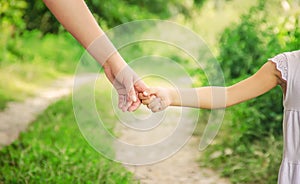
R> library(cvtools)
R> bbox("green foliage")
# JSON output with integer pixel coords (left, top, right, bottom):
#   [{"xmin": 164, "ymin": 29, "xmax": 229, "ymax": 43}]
[
  {"xmin": 0, "ymin": 0, "xmax": 27, "ymax": 31},
  {"xmin": 0, "ymin": 0, "xmax": 27, "ymax": 65},
  {"xmin": 0, "ymin": 96, "xmax": 136, "ymax": 183},
  {"xmin": 193, "ymin": 0, "xmax": 207, "ymax": 7},
  {"xmin": 200, "ymin": 0, "xmax": 300, "ymax": 183},
  {"xmin": 24, "ymin": 0, "xmax": 60, "ymax": 34},
  {"xmin": 22, "ymin": 0, "xmax": 189, "ymax": 34},
  {"xmin": 218, "ymin": 0, "xmax": 284, "ymax": 140},
  {"xmin": 220, "ymin": 0, "xmax": 271, "ymax": 78}
]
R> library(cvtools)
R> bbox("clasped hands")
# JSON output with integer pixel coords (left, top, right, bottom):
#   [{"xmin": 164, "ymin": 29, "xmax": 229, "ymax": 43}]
[{"xmin": 103, "ymin": 54, "xmax": 171, "ymax": 113}]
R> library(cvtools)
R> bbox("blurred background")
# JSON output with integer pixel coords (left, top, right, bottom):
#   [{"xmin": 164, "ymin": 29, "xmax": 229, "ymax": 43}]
[{"xmin": 0, "ymin": 0, "xmax": 300, "ymax": 183}]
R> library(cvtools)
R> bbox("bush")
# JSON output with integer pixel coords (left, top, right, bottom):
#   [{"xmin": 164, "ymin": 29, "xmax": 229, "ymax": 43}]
[
  {"xmin": 219, "ymin": 0, "xmax": 284, "ymax": 142},
  {"xmin": 23, "ymin": 0, "xmax": 189, "ymax": 34},
  {"xmin": 201, "ymin": 0, "xmax": 300, "ymax": 183}
]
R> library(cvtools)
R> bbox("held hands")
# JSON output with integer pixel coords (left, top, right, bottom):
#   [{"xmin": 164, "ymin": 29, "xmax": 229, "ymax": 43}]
[
  {"xmin": 103, "ymin": 54, "xmax": 149, "ymax": 112},
  {"xmin": 103, "ymin": 52, "xmax": 171, "ymax": 113},
  {"xmin": 138, "ymin": 88, "xmax": 173, "ymax": 112},
  {"xmin": 87, "ymin": 34, "xmax": 150, "ymax": 112}
]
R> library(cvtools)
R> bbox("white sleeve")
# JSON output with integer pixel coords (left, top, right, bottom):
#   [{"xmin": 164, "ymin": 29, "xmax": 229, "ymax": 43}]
[{"xmin": 269, "ymin": 53, "xmax": 288, "ymax": 81}]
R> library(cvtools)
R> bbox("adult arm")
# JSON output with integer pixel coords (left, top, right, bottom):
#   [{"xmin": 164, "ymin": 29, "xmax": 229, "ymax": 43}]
[{"xmin": 43, "ymin": 0, "xmax": 148, "ymax": 111}]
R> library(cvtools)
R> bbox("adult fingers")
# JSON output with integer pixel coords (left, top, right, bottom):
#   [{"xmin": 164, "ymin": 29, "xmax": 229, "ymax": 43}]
[
  {"xmin": 122, "ymin": 82, "xmax": 137, "ymax": 112},
  {"xmin": 128, "ymin": 99, "xmax": 141, "ymax": 112},
  {"xmin": 126, "ymin": 83, "xmax": 137, "ymax": 103},
  {"xmin": 118, "ymin": 94, "xmax": 126, "ymax": 109},
  {"xmin": 123, "ymin": 95, "xmax": 134, "ymax": 112}
]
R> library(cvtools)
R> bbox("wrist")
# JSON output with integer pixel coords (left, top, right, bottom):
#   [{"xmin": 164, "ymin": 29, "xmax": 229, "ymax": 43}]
[
  {"xmin": 169, "ymin": 88, "xmax": 180, "ymax": 106},
  {"xmin": 105, "ymin": 52, "xmax": 127, "ymax": 74}
]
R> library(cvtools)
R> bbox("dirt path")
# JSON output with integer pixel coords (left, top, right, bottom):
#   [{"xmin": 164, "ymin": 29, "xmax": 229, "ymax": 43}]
[
  {"xmin": 0, "ymin": 77, "xmax": 78, "ymax": 148},
  {"xmin": 0, "ymin": 73, "xmax": 230, "ymax": 183},
  {"xmin": 0, "ymin": 74, "xmax": 97, "ymax": 149},
  {"xmin": 116, "ymin": 106, "xmax": 230, "ymax": 184}
]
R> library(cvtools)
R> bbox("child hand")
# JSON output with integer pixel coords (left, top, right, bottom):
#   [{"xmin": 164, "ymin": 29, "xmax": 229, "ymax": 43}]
[{"xmin": 138, "ymin": 88, "xmax": 172, "ymax": 112}]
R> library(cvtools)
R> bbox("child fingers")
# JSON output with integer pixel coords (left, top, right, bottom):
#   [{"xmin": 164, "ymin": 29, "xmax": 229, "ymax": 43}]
[
  {"xmin": 138, "ymin": 92, "xmax": 149, "ymax": 100},
  {"xmin": 151, "ymin": 104, "xmax": 162, "ymax": 112},
  {"xmin": 142, "ymin": 95, "xmax": 156, "ymax": 105},
  {"xmin": 142, "ymin": 99, "xmax": 150, "ymax": 105},
  {"xmin": 148, "ymin": 97, "xmax": 161, "ymax": 109},
  {"xmin": 143, "ymin": 88, "xmax": 158, "ymax": 97}
]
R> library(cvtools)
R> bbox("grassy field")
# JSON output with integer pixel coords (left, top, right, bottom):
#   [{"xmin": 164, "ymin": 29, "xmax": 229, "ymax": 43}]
[
  {"xmin": 196, "ymin": 110, "xmax": 283, "ymax": 183},
  {"xmin": 1, "ymin": 0, "xmax": 288, "ymax": 183},
  {"xmin": 0, "ymin": 77, "xmax": 137, "ymax": 183}
]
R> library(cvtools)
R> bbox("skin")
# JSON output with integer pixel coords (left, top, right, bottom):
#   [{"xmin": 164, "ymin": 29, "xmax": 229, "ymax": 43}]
[
  {"xmin": 43, "ymin": 0, "xmax": 148, "ymax": 112},
  {"xmin": 140, "ymin": 61, "xmax": 286, "ymax": 112}
]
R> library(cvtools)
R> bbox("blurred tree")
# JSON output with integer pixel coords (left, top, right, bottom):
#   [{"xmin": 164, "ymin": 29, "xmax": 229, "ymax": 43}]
[
  {"xmin": 218, "ymin": 0, "xmax": 285, "ymax": 142},
  {"xmin": 21, "ymin": 0, "xmax": 189, "ymax": 34},
  {"xmin": 24, "ymin": 0, "xmax": 60, "ymax": 34},
  {"xmin": 0, "ymin": 0, "xmax": 27, "ymax": 34},
  {"xmin": 194, "ymin": 0, "xmax": 207, "ymax": 7},
  {"xmin": 0, "ymin": 0, "xmax": 27, "ymax": 63}
]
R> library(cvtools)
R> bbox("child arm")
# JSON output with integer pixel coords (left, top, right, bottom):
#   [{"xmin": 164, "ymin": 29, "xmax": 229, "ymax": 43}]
[
  {"xmin": 223, "ymin": 61, "xmax": 282, "ymax": 107},
  {"xmin": 141, "ymin": 61, "xmax": 282, "ymax": 111},
  {"xmin": 187, "ymin": 60, "xmax": 281, "ymax": 109}
]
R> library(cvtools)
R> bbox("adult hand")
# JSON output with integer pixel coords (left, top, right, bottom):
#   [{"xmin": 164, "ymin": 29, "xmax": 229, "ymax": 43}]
[{"xmin": 103, "ymin": 55, "xmax": 148, "ymax": 112}]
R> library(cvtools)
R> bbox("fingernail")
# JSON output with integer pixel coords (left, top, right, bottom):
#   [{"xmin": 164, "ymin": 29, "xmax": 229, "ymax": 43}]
[
  {"xmin": 143, "ymin": 91, "xmax": 148, "ymax": 96},
  {"xmin": 132, "ymin": 95, "xmax": 137, "ymax": 102}
]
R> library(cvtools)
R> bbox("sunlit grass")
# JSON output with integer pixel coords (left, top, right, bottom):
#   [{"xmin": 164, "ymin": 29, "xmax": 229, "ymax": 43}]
[
  {"xmin": 0, "ymin": 87, "xmax": 137, "ymax": 183},
  {"xmin": 0, "ymin": 61, "xmax": 67, "ymax": 110}
]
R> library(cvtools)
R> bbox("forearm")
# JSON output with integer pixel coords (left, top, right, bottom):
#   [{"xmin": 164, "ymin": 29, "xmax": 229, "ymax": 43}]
[
  {"xmin": 169, "ymin": 62, "xmax": 279, "ymax": 109},
  {"xmin": 43, "ymin": 0, "xmax": 103, "ymax": 48},
  {"xmin": 170, "ymin": 87, "xmax": 227, "ymax": 109},
  {"xmin": 43, "ymin": 0, "xmax": 127, "ymax": 70}
]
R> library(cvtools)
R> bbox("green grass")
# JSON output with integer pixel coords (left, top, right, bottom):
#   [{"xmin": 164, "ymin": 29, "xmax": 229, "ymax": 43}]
[
  {"xmin": 199, "ymin": 121, "xmax": 283, "ymax": 184},
  {"xmin": 0, "ymin": 1, "xmax": 286, "ymax": 183},
  {"xmin": 0, "ymin": 86, "xmax": 137, "ymax": 183}
]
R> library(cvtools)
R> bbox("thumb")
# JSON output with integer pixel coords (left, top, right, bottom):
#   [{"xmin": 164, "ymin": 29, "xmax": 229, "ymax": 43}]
[
  {"xmin": 134, "ymin": 80, "xmax": 149, "ymax": 96},
  {"xmin": 143, "ymin": 87, "xmax": 158, "ymax": 97}
]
